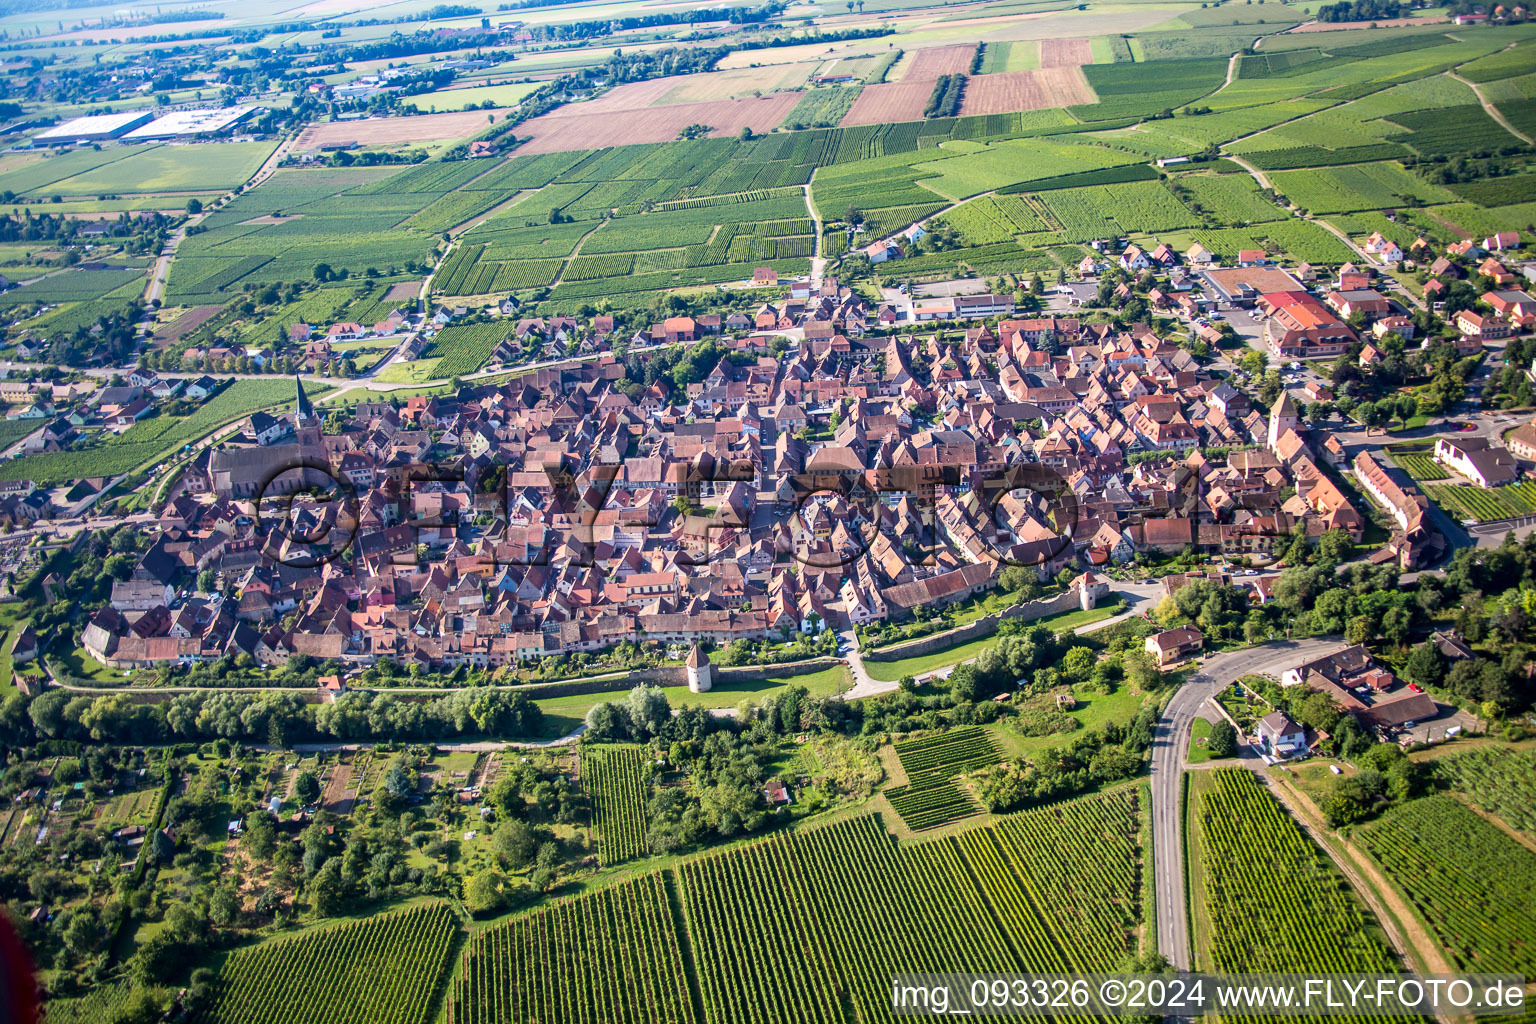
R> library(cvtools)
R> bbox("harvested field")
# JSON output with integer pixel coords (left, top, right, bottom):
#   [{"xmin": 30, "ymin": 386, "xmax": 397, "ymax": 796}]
[
  {"xmin": 320, "ymin": 764, "xmax": 356, "ymax": 814},
  {"xmin": 899, "ymin": 44, "xmax": 979, "ymax": 82},
  {"xmin": 1289, "ymin": 16, "xmax": 1445, "ymax": 30},
  {"xmin": 841, "ymin": 80, "xmax": 935, "ymax": 126},
  {"xmin": 153, "ymin": 304, "xmax": 223, "ymax": 344},
  {"xmin": 385, "ymin": 281, "xmax": 421, "ymax": 301},
  {"xmin": 515, "ymin": 94, "xmax": 801, "ymax": 153},
  {"xmin": 655, "ymin": 65, "xmax": 813, "ymax": 104},
  {"xmin": 958, "ymin": 67, "xmax": 1095, "ymax": 116},
  {"xmin": 1040, "ymin": 37, "xmax": 1093, "ymax": 67},
  {"xmin": 543, "ymin": 78, "xmax": 675, "ymax": 116},
  {"xmin": 294, "ymin": 109, "xmax": 513, "ymax": 152}
]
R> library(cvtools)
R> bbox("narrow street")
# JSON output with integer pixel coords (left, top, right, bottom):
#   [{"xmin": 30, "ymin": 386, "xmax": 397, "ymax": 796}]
[{"xmin": 1149, "ymin": 638, "xmax": 1348, "ymax": 969}]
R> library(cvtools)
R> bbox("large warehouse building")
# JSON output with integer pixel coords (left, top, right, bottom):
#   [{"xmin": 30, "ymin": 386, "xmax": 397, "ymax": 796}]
[
  {"xmin": 122, "ymin": 105, "xmax": 258, "ymax": 141},
  {"xmin": 31, "ymin": 110, "xmax": 154, "ymax": 146}
]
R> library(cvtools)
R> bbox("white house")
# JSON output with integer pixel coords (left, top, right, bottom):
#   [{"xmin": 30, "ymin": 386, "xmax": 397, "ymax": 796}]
[{"xmin": 1256, "ymin": 710, "xmax": 1306, "ymax": 758}]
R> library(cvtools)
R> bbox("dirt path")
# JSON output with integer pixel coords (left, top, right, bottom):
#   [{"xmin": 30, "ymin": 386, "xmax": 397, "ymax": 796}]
[
  {"xmin": 549, "ymin": 217, "xmax": 607, "ymax": 290},
  {"xmin": 1449, "ymin": 70, "xmax": 1532, "ymax": 145},
  {"xmin": 1261, "ymin": 768, "xmax": 1458, "ymax": 1006},
  {"xmin": 805, "ymin": 171, "xmax": 826, "ymax": 291}
]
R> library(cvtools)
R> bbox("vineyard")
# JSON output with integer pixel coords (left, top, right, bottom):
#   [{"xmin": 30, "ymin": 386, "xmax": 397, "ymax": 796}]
[
  {"xmin": 0, "ymin": 378, "xmax": 330, "ymax": 485},
  {"xmin": 444, "ymin": 791, "xmax": 1145, "ymax": 1024},
  {"xmin": 1386, "ymin": 448, "xmax": 1447, "ymax": 482},
  {"xmin": 885, "ymin": 727, "xmax": 1000, "ymax": 829},
  {"xmin": 940, "ymin": 194, "xmax": 1048, "ymax": 244},
  {"xmin": 1269, "ymin": 162, "xmax": 1455, "ymax": 214},
  {"xmin": 1434, "ymin": 747, "xmax": 1536, "ymax": 834},
  {"xmin": 419, "ymin": 322, "xmax": 510, "ymax": 378},
  {"xmin": 1196, "ymin": 769, "xmax": 1411, "ymax": 1019},
  {"xmin": 450, "ymin": 874, "xmax": 696, "ymax": 1024},
  {"xmin": 584, "ymin": 745, "xmax": 650, "ymax": 865},
  {"xmin": 1423, "ymin": 481, "xmax": 1536, "ymax": 523},
  {"xmin": 199, "ymin": 902, "xmax": 458, "ymax": 1024},
  {"xmin": 895, "ymin": 727, "xmax": 1000, "ymax": 786},
  {"xmin": 1356, "ymin": 795, "xmax": 1536, "ymax": 975}
]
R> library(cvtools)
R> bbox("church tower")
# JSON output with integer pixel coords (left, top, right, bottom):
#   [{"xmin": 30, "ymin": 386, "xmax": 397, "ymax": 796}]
[
  {"xmin": 685, "ymin": 644, "xmax": 712, "ymax": 693},
  {"xmin": 1267, "ymin": 392, "xmax": 1299, "ymax": 453},
  {"xmin": 294, "ymin": 374, "xmax": 321, "ymax": 446}
]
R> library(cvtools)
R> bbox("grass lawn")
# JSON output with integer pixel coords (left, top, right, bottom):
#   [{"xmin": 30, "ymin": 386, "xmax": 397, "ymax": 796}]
[
  {"xmin": 55, "ymin": 646, "xmax": 132, "ymax": 684},
  {"xmin": 1187, "ymin": 716, "xmax": 1214, "ymax": 764},
  {"xmin": 375, "ymin": 358, "xmax": 443, "ymax": 384},
  {"xmin": 863, "ymin": 602, "xmax": 1124, "ymax": 682},
  {"xmin": 987, "ymin": 686, "xmax": 1149, "ymax": 763},
  {"xmin": 532, "ymin": 665, "xmax": 852, "ymax": 737},
  {"xmin": 428, "ymin": 82, "xmax": 542, "ymax": 109}
]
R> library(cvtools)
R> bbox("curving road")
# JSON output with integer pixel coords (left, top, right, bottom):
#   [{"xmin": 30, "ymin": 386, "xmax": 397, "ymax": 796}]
[{"xmin": 1150, "ymin": 637, "xmax": 1348, "ymax": 969}]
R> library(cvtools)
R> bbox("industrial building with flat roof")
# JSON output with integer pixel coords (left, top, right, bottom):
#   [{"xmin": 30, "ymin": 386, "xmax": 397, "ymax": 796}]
[
  {"xmin": 122, "ymin": 105, "xmax": 258, "ymax": 140},
  {"xmin": 32, "ymin": 110, "xmax": 154, "ymax": 145}
]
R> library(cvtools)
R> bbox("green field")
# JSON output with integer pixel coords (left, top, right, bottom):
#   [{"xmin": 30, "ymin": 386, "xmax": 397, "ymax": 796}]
[
  {"xmin": 1356, "ymin": 795, "xmax": 1536, "ymax": 976},
  {"xmin": 0, "ymin": 378, "xmax": 330, "ymax": 484},
  {"xmin": 450, "ymin": 791, "xmax": 1144, "ymax": 1023},
  {"xmin": 1423, "ymin": 481, "xmax": 1536, "ymax": 523},
  {"xmin": 1195, "ymin": 769, "xmax": 1412, "ymax": 1005}
]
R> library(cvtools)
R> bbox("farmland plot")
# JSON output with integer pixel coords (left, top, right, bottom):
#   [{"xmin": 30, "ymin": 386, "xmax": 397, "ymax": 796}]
[
  {"xmin": 1435, "ymin": 747, "xmax": 1536, "ymax": 836},
  {"xmin": 584, "ymin": 745, "xmax": 650, "ymax": 865},
  {"xmin": 1040, "ymin": 37, "xmax": 1093, "ymax": 67},
  {"xmin": 841, "ymin": 80, "xmax": 935, "ymax": 126},
  {"xmin": 898, "ymin": 44, "xmax": 979, "ymax": 82},
  {"xmin": 200, "ymin": 902, "xmax": 457, "ymax": 1024},
  {"xmin": 1195, "ymin": 768, "xmax": 1413, "ymax": 1017},
  {"xmin": 958, "ymin": 67, "xmax": 1096, "ymax": 116},
  {"xmin": 1356, "ymin": 796, "xmax": 1536, "ymax": 976}
]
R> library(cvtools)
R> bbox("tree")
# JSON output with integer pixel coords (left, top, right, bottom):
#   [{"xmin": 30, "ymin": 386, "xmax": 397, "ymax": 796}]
[
  {"xmin": 493, "ymin": 819, "xmax": 538, "ymax": 869},
  {"xmin": 383, "ymin": 766, "xmax": 413, "ymax": 801},
  {"xmin": 464, "ymin": 869, "xmax": 507, "ymax": 914},
  {"xmin": 186, "ymin": 197, "xmax": 203, "ymax": 215},
  {"xmin": 309, "ymin": 857, "xmax": 346, "ymax": 916},
  {"xmin": 62, "ymin": 906, "xmax": 103, "ymax": 957},
  {"xmin": 1122, "ymin": 649, "xmax": 1163, "ymax": 691},
  {"xmin": 147, "ymin": 828, "xmax": 175, "ymax": 865},
  {"xmin": 624, "ymin": 685, "xmax": 671, "ymax": 739},
  {"xmin": 1206, "ymin": 719, "xmax": 1237, "ymax": 757},
  {"xmin": 294, "ymin": 770, "xmax": 321, "ymax": 805}
]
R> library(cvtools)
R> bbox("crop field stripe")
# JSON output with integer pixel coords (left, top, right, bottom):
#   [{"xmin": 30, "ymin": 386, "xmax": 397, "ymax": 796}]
[
  {"xmin": 1434, "ymin": 747, "xmax": 1536, "ymax": 835},
  {"xmin": 585, "ymin": 745, "xmax": 649, "ymax": 865},
  {"xmin": 1197, "ymin": 769, "xmax": 1414, "ymax": 1024},
  {"xmin": 1356, "ymin": 795, "xmax": 1536, "ymax": 976}
]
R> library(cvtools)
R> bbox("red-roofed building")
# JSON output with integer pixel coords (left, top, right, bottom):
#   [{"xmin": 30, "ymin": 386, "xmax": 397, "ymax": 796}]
[{"xmin": 1257, "ymin": 291, "xmax": 1355, "ymax": 359}]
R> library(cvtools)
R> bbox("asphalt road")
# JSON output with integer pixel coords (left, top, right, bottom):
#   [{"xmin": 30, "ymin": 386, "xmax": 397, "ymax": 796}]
[{"xmin": 1150, "ymin": 636, "xmax": 1348, "ymax": 970}]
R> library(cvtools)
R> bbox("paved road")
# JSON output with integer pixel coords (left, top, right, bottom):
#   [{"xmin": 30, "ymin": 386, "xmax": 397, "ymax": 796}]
[{"xmin": 1150, "ymin": 637, "xmax": 1348, "ymax": 970}]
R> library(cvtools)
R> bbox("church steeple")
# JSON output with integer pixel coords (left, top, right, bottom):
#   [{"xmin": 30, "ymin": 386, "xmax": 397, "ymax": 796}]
[{"xmin": 295, "ymin": 374, "xmax": 315, "ymax": 424}]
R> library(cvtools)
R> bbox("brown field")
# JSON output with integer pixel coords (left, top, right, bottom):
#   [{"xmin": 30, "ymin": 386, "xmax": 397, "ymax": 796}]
[
  {"xmin": 841, "ymin": 80, "xmax": 935, "ymax": 126},
  {"xmin": 899, "ymin": 44, "xmax": 979, "ymax": 82},
  {"xmin": 543, "ymin": 78, "xmax": 676, "ymax": 116},
  {"xmin": 1289, "ymin": 15, "xmax": 1445, "ymax": 30},
  {"xmin": 153, "ymin": 304, "xmax": 224, "ymax": 345},
  {"xmin": 294, "ymin": 109, "xmax": 512, "ymax": 152},
  {"xmin": 516, "ymin": 94, "xmax": 801, "ymax": 154},
  {"xmin": 1040, "ymin": 37, "xmax": 1093, "ymax": 67},
  {"xmin": 958, "ymin": 67, "xmax": 1095, "ymax": 116},
  {"xmin": 385, "ymin": 281, "xmax": 421, "ymax": 301},
  {"xmin": 655, "ymin": 65, "xmax": 813, "ymax": 104}
]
